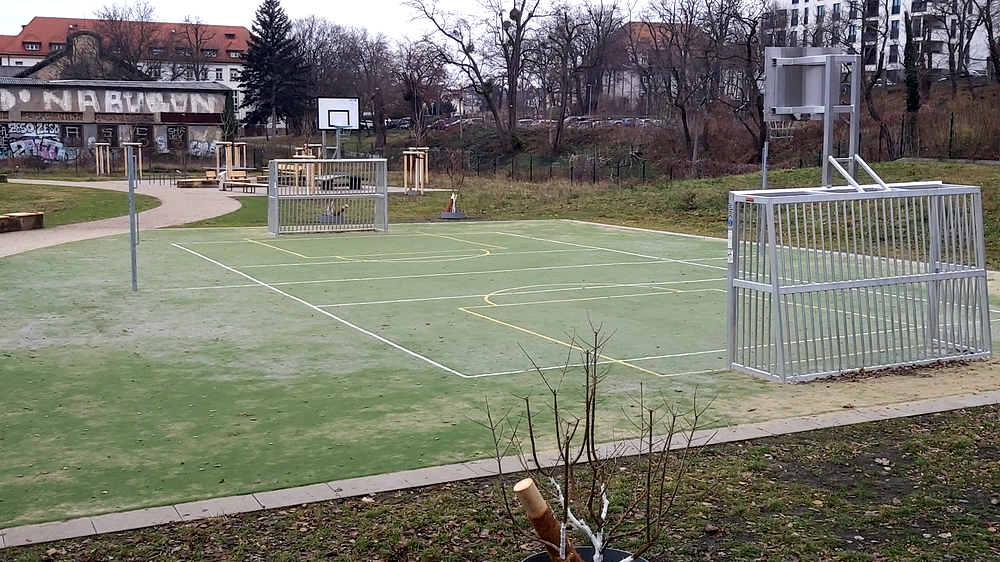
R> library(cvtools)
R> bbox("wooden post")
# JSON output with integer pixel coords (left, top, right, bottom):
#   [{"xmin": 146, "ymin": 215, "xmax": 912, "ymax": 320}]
[
  {"xmin": 513, "ymin": 478, "xmax": 583, "ymax": 562},
  {"xmin": 95, "ymin": 143, "xmax": 112, "ymax": 176}
]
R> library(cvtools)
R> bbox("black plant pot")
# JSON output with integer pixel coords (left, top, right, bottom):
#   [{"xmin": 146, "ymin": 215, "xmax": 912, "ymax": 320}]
[{"xmin": 521, "ymin": 546, "xmax": 649, "ymax": 562}]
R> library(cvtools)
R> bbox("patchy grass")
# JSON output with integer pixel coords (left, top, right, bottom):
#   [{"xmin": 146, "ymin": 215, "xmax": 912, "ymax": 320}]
[
  {"xmin": 0, "ymin": 183, "xmax": 159, "ymax": 227},
  {"xmin": 3, "ymin": 405, "xmax": 998, "ymax": 561}
]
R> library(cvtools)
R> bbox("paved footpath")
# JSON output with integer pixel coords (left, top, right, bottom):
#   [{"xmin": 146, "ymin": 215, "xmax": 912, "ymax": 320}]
[
  {"xmin": 1, "ymin": 180, "xmax": 999, "ymax": 548},
  {"xmin": 0, "ymin": 179, "xmax": 242, "ymax": 259}
]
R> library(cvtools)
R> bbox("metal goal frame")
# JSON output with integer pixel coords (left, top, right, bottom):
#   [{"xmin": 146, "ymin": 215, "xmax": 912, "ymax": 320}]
[
  {"xmin": 267, "ymin": 158, "xmax": 388, "ymax": 235},
  {"xmin": 726, "ymin": 182, "xmax": 992, "ymax": 383}
]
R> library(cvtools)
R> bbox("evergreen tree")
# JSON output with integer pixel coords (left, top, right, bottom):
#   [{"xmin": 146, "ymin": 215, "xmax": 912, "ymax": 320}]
[{"xmin": 239, "ymin": 0, "xmax": 311, "ymax": 136}]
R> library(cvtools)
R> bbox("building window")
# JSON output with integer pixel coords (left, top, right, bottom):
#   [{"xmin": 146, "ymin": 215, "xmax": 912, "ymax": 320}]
[
  {"xmin": 64, "ymin": 126, "xmax": 82, "ymax": 146},
  {"xmin": 201, "ymin": 49, "xmax": 218, "ymax": 58},
  {"xmin": 49, "ymin": 43, "xmax": 65, "ymax": 51},
  {"xmin": 833, "ymin": 27, "xmax": 841, "ymax": 42},
  {"xmin": 175, "ymin": 47, "xmax": 192, "ymax": 57},
  {"xmin": 849, "ymin": 1, "xmax": 858, "ymax": 18},
  {"xmin": 230, "ymin": 68, "xmax": 240, "ymax": 81},
  {"xmin": 816, "ymin": 5, "xmax": 825, "ymax": 24},
  {"xmin": 792, "ymin": 9, "xmax": 799, "ymax": 26},
  {"xmin": 225, "ymin": 33, "xmax": 236, "ymax": 39},
  {"xmin": 889, "ymin": 44, "xmax": 899, "ymax": 63},
  {"xmin": 952, "ymin": 19, "xmax": 958, "ymax": 37},
  {"xmin": 151, "ymin": 46, "xmax": 165, "ymax": 56},
  {"xmin": 891, "ymin": 0, "xmax": 901, "ymax": 14},
  {"xmin": 891, "ymin": 19, "xmax": 900, "ymax": 39},
  {"xmin": 848, "ymin": 25, "xmax": 858, "ymax": 42},
  {"xmin": 833, "ymin": 3, "xmax": 841, "ymax": 21},
  {"xmin": 790, "ymin": 30, "xmax": 799, "ymax": 46},
  {"xmin": 14, "ymin": 61, "xmax": 23, "ymax": 66},
  {"xmin": 803, "ymin": 7, "xmax": 809, "ymax": 25},
  {"xmin": 215, "ymin": 68, "xmax": 223, "ymax": 80},
  {"xmin": 23, "ymin": 42, "xmax": 41, "ymax": 51},
  {"xmin": 792, "ymin": 0, "xmax": 799, "ymax": 5},
  {"xmin": 228, "ymin": 50, "xmax": 244, "ymax": 58},
  {"xmin": 913, "ymin": 18, "xmax": 922, "ymax": 36}
]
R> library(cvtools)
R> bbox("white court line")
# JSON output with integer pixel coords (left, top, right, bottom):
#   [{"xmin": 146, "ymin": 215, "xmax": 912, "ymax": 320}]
[
  {"xmin": 496, "ymin": 231, "xmax": 728, "ymax": 272},
  {"xmin": 163, "ymin": 260, "xmax": 693, "ymax": 292},
  {"xmin": 319, "ymin": 279, "xmax": 727, "ymax": 308},
  {"xmin": 563, "ymin": 219, "xmax": 727, "ymax": 243},
  {"xmin": 472, "ymin": 349, "xmax": 727, "ymax": 378},
  {"xmin": 172, "ymin": 243, "xmax": 471, "ymax": 378},
  {"xmin": 241, "ymin": 248, "xmax": 594, "ymax": 268}
]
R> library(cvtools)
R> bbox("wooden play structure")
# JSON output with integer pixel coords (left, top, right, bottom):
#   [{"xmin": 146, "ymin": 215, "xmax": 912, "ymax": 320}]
[
  {"xmin": 402, "ymin": 147, "xmax": 430, "ymax": 195},
  {"xmin": 95, "ymin": 143, "xmax": 112, "ymax": 176}
]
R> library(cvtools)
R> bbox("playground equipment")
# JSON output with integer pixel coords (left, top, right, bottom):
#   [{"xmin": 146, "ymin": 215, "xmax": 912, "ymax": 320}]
[
  {"xmin": 267, "ymin": 158, "xmax": 388, "ymax": 235},
  {"xmin": 95, "ymin": 143, "xmax": 112, "ymax": 176},
  {"xmin": 403, "ymin": 147, "xmax": 430, "ymax": 195},
  {"xmin": 121, "ymin": 142, "xmax": 143, "ymax": 180},
  {"xmin": 728, "ymin": 47, "xmax": 991, "ymax": 383}
]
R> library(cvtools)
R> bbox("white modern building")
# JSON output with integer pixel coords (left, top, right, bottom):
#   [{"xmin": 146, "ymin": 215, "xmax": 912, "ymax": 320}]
[{"xmin": 763, "ymin": 0, "xmax": 991, "ymax": 81}]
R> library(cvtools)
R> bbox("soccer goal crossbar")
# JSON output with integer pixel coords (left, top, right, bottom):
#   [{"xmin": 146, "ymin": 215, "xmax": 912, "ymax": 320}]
[
  {"xmin": 726, "ymin": 182, "xmax": 992, "ymax": 383},
  {"xmin": 267, "ymin": 158, "xmax": 389, "ymax": 235}
]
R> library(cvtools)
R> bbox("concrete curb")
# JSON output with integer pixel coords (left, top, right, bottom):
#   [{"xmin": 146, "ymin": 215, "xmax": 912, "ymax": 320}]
[{"xmin": 3, "ymin": 389, "xmax": 997, "ymax": 549}]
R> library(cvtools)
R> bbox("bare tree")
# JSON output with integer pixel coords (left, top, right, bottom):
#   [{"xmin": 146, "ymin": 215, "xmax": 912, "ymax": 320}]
[
  {"xmin": 395, "ymin": 39, "xmax": 448, "ymax": 145},
  {"xmin": 533, "ymin": 3, "xmax": 589, "ymax": 152},
  {"xmin": 710, "ymin": 0, "xmax": 769, "ymax": 161},
  {"xmin": 406, "ymin": 0, "xmax": 543, "ymax": 152},
  {"xmin": 178, "ymin": 17, "xmax": 217, "ymax": 81},
  {"xmin": 356, "ymin": 32, "xmax": 396, "ymax": 152},
  {"xmin": 93, "ymin": 0, "xmax": 160, "ymax": 79},
  {"xmin": 975, "ymin": 0, "xmax": 1000, "ymax": 82},
  {"xmin": 642, "ymin": 0, "xmax": 716, "ymax": 155}
]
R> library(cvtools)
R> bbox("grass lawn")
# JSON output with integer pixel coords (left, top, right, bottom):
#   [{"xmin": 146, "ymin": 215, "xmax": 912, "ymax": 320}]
[{"xmin": 0, "ymin": 183, "xmax": 159, "ymax": 227}]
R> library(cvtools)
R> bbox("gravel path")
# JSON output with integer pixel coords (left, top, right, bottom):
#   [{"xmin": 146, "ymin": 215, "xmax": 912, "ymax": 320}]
[{"xmin": 0, "ymin": 179, "xmax": 243, "ymax": 258}]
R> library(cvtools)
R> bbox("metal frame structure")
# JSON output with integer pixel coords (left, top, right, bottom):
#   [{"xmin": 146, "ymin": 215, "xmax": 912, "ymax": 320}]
[
  {"xmin": 267, "ymin": 158, "xmax": 388, "ymax": 235},
  {"xmin": 763, "ymin": 47, "xmax": 861, "ymax": 187},
  {"xmin": 726, "ymin": 181, "xmax": 992, "ymax": 383}
]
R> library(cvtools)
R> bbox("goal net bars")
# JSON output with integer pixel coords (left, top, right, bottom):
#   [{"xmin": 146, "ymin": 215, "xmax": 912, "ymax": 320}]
[
  {"xmin": 727, "ymin": 182, "xmax": 992, "ymax": 383},
  {"xmin": 267, "ymin": 158, "xmax": 389, "ymax": 235}
]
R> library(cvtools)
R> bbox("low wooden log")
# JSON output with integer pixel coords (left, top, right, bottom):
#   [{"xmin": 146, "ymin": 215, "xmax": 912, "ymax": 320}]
[{"xmin": 513, "ymin": 478, "xmax": 583, "ymax": 562}]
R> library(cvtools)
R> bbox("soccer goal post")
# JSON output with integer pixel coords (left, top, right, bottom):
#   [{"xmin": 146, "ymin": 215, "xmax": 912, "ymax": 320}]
[
  {"xmin": 267, "ymin": 158, "xmax": 388, "ymax": 235},
  {"xmin": 726, "ymin": 182, "xmax": 992, "ymax": 383}
]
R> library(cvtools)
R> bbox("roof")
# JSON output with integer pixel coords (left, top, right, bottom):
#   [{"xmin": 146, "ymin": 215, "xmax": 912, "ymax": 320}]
[
  {"xmin": 0, "ymin": 76, "xmax": 232, "ymax": 92},
  {"xmin": 0, "ymin": 16, "xmax": 250, "ymax": 61}
]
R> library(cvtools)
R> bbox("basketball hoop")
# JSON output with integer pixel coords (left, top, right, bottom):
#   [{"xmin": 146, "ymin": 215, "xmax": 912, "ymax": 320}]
[{"xmin": 767, "ymin": 120, "xmax": 797, "ymax": 141}]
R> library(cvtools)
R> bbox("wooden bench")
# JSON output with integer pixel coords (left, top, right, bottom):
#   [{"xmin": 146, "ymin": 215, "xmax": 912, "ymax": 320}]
[
  {"xmin": 0, "ymin": 212, "xmax": 44, "ymax": 233},
  {"xmin": 222, "ymin": 180, "xmax": 264, "ymax": 193}
]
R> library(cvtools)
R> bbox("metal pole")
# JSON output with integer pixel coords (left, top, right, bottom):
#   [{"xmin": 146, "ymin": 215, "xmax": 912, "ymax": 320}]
[
  {"xmin": 762, "ymin": 140, "xmax": 770, "ymax": 189},
  {"xmin": 335, "ymin": 128, "xmax": 342, "ymax": 159},
  {"xmin": 322, "ymin": 130, "xmax": 327, "ymax": 158},
  {"xmin": 127, "ymin": 146, "xmax": 138, "ymax": 292}
]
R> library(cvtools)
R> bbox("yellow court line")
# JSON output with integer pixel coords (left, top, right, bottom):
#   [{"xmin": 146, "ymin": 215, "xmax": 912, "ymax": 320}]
[
  {"xmin": 421, "ymin": 232, "xmax": 508, "ymax": 250},
  {"xmin": 481, "ymin": 282, "xmax": 717, "ymax": 307},
  {"xmin": 244, "ymin": 238, "xmax": 311, "ymax": 259},
  {"xmin": 459, "ymin": 307, "xmax": 666, "ymax": 377},
  {"xmin": 475, "ymin": 289, "xmax": 689, "ymax": 309}
]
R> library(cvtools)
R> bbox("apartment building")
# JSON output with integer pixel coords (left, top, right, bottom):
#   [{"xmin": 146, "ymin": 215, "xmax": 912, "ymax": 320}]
[
  {"xmin": 763, "ymin": 0, "xmax": 991, "ymax": 81},
  {"xmin": 0, "ymin": 16, "xmax": 250, "ymax": 114}
]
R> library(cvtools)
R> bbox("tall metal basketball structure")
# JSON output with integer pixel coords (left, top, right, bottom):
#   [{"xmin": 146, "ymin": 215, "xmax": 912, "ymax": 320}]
[{"xmin": 727, "ymin": 48, "xmax": 991, "ymax": 383}]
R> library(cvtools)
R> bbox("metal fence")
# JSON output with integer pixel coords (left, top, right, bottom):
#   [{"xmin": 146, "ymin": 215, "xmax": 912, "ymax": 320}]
[
  {"xmin": 727, "ymin": 183, "xmax": 991, "ymax": 383},
  {"xmin": 267, "ymin": 158, "xmax": 388, "ymax": 236}
]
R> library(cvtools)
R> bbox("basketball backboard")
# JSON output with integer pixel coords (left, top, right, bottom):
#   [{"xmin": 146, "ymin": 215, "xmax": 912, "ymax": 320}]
[
  {"xmin": 763, "ymin": 47, "xmax": 842, "ymax": 122},
  {"xmin": 317, "ymin": 98, "xmax": 360, "ymax": 130}
]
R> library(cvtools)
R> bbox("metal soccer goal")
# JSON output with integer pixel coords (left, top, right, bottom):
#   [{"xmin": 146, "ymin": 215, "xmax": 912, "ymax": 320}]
[
  {"xmin": 726, "ymin": 181, "xmax": 992, "ymax": 383},
  {"xmin": 267, "ymin": 158, "xmax": 389, "ymax": 235}
]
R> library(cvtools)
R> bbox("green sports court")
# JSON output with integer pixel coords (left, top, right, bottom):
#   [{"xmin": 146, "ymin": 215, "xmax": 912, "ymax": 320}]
[{"xmin": 2, "ymin": 219, "xmax": 999, "ymax": 528}]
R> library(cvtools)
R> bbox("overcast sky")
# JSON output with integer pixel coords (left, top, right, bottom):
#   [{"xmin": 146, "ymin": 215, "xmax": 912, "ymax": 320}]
[{"xmin": 2, "ymin": 0, "xmax": 465, "ymax": 39}]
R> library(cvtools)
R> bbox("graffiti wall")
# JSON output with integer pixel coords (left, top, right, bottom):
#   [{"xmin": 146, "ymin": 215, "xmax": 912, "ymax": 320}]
[{"xmin": 0, "ymin": 123, "xmax": 79, "ymax": 161}]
